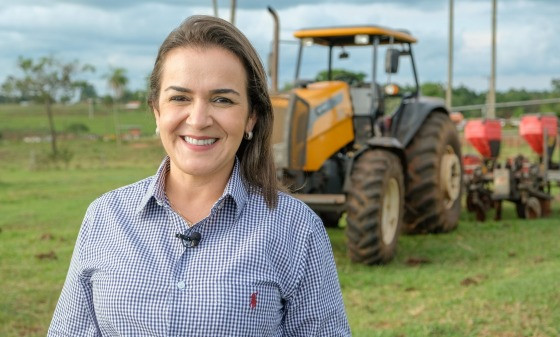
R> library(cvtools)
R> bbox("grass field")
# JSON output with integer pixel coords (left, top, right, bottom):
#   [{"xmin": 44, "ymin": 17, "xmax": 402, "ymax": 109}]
[{"xmin": 1, "ymin": 103, "xmax": 560, "ymax": 336}]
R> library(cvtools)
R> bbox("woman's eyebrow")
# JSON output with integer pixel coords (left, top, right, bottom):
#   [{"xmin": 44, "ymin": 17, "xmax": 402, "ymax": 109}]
[
  {"xmin": 210, "ymin": 88, "xmax": 240, "ymax": 96},
  {"xmin": 164, "ymin": 85, "xmax": 191, "ymax": 93},
  {"xmin": 163, "ymin": 86, "xmax": 240, "ymax": 96}
]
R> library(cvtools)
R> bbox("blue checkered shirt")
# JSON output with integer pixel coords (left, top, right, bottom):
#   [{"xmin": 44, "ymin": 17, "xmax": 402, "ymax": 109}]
[{"xmin": 48, "ymin": 157, "xmax": 350, "ymax": 336}]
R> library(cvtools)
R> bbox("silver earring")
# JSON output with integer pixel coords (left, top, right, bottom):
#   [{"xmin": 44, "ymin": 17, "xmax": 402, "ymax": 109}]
[
  {"xmin": 244, "ymin": 131, "xmax": 253, "ymax": 140},
  {"xmin": 155, "ymin": 126, "xmax": 160, "ymax": 136}
]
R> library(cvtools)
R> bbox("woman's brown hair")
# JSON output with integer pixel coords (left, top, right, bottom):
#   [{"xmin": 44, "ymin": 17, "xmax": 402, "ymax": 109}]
[{"xmin": 148, "ymin": 15, "xmax": 278, "ymax": 208}]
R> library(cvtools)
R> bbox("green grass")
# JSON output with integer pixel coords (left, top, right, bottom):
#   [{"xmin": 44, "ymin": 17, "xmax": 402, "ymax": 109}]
[
  {"xmin": 0, "ymin": 102, "xmax": 155, "ymax": 137},
  {"xmin": 1, "ymin": 103, "xmax": 560, "ymax": 336},
  {"xmin": 333, "ymin": 213, "xmax": 560, "ymax": 336},
  {"xmin": 0, "ymin": 139, "xmax": 166, "ymax": 337}
]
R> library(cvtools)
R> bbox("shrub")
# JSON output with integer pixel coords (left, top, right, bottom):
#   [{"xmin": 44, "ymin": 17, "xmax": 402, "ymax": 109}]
[{"xmin": 65, "ymin": 123, "xmax": 89, "ymax": 134}]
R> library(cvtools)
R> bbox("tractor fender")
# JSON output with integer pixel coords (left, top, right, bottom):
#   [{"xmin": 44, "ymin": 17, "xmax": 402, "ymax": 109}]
[
  {"xmin": 342, "ymin": 137, "xmax": 407, "ymax": 193},
  {"xmin": 391, "ymin": 96, "xmax": 450, "ymax": 147}
]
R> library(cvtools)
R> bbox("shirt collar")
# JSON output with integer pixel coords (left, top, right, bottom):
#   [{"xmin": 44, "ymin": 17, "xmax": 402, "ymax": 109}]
[
  {"xmin": 136, "ymin": 156, "xmax": 249, "ymax": 220},
  {"xmin": 223, "ymin": 157, "xmax": 249, "ymax": 221},
  {"xmin": 135, "ymin": 157, "xmax": 170, "ymax": 214}
]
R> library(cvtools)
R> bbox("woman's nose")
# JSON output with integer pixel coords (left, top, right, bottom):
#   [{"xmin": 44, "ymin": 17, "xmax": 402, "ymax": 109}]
[{"xmin": 186, "ymin": 100, "xmax": 213, "ymax": 129}]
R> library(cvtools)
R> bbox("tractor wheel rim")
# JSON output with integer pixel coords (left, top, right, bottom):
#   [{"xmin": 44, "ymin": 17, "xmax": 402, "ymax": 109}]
[
  {"xmin": 441, "ymin": 145, "xmax": 461, "ymax": 209},
  {"xmin": 526, "ymin": 197, "xmax": 541, "ymax": 219},
  {"xmin": 382, "ymin": 178, "xmax": 400, "ymax": 245}
]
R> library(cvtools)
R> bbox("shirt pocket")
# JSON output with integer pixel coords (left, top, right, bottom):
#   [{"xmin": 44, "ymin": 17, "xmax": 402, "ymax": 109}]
[{"xmin": 197, "ymin": 282, "xmax": 284, "ymax": 335}]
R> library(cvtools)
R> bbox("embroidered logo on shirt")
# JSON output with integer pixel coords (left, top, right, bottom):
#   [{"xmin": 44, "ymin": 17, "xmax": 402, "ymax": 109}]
[{"xmin": 250, "ymin": 292, "xmax": 259, "ymax": 309}]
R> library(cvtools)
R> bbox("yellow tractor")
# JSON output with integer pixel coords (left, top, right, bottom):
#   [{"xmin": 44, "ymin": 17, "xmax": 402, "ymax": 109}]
[{"xmin": 271, "ymin": 25, "xmax": 463, "ymax": 264}]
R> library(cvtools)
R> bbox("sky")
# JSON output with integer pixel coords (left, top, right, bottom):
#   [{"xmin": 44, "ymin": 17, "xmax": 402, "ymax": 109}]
[{"xmin": 1, "ymin": 0, "xmax": 559, "ymax": 98}]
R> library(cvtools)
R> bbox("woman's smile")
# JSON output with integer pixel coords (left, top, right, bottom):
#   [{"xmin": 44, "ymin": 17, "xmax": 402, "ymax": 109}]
[{"xmin": 182, "ymin": 135, "xmax": 218, "ymax": 146}]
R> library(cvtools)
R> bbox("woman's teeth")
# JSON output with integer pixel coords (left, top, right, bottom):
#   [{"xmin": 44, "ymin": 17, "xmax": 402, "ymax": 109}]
[{"xmin": 183, "ymin": 136, "xmax": 217, "ymax": 146}]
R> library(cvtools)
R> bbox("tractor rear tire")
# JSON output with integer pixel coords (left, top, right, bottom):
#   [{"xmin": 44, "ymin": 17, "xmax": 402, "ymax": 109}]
[
  {"xmin": 346, "ymin": 150, "xmax": 404, "ymax": 264},
  {"xmin": 515, "ymin": 197, "xmax": 543, "ymax": 219},
  {"xmin": 525, "ymin": 197, "xmax": 541, "ymax": 219},
  {"xmin": 404, "ymin": 112, "xmax": 463, "ymax": 234}
]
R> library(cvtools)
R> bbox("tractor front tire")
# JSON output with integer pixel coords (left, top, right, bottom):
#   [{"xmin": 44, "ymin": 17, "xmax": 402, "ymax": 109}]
[
  {"xmin": 404, "ymin": 112, "xmax": 463, "ymax": 234},
  {"xmin": 346, "ymin": 150, "xmax": 404, "ymax": 264}
]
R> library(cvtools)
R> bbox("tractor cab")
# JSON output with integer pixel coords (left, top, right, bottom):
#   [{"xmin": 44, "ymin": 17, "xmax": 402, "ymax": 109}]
[
  {"xmin": 293, "ymin": 26, "xmax": 419, "ymax": 136},
  {"xmin": 272, "ymin": 26, "xmax": 422, "ymax": 175}
]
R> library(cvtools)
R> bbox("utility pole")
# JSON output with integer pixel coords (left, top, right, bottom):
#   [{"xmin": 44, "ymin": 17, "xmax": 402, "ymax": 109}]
[
  {"xmin": 212, "ymin": 0, "xmax": 218, "ymax": 17},
  {"xmin": 230, "ymin": 0, "xmax": 236, "ymax": 25},
  {"xmin": 487, "ymin": 0, "xmax": 497, "ymax": 119},
  {"xmin": 446, "ymin": 0, "xmax": 454, "ymax": 108},
  {"xmin": 267, "ymin": 6, "xmax": 279, "ymax": 93}
]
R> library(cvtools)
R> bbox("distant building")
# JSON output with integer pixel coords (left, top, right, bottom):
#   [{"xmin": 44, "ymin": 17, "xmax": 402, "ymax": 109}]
[{"xmin": 125, "ymin": 101, "xmax": 141, "ymax": 110}]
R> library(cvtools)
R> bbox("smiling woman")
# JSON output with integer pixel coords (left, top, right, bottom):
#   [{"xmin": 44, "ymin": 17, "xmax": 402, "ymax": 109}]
[
  {"xmin": 155, "ymin": 46, "xmax": 256, "ymax": 219},
  {"xmin": 47, "ymin": 15, "xmax": 350, "ymax": 336}
]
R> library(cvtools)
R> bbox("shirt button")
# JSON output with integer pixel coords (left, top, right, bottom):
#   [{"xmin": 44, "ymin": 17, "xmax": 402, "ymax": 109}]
[{"xmin": 176, "ymin": 281, "xmax": 185, "ymax": 290}]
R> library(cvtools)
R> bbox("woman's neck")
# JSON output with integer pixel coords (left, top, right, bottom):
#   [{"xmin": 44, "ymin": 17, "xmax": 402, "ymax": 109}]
[{"xmin": 164, "ymin": 162, "xmax": 231, "ymax": 224}]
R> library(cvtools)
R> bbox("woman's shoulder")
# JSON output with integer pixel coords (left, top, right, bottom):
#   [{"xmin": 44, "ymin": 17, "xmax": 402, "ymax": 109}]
[
  {"xmin": 276, "ymin": 190, "xmax": 315, "ymax": 212},
  {"xmin": 87, "ymin": 175, "xmax": 154, "ymax": 212},
  {"xmin": 268, "ymin": 191, "xmax": 324, "ymax": 228}
]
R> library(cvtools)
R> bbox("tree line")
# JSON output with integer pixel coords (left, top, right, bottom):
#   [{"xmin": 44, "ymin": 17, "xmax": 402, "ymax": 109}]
[
  {"xmin": 0, "ymin": 56, "xmax": 143, "ymax": 106},
  {"xmin": 0, "ymin": 55, "xmax": 137, "ymax": 156},
  {"xmin": 2, "ymin": 56, "xmax": 560, "ymax": 157},
  {"xmin": 313, "ymin": 68, "xmax": 560, "ymax": 119},
  {"xmin": 420, "ymin": 81, "xmax": 560, "ymax": 119}
]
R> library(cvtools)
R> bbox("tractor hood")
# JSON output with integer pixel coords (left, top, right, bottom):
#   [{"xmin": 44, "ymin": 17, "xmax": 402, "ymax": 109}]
[{"xmin": 271, "ymin": 81, "xmax": 354, "ymax": 171}]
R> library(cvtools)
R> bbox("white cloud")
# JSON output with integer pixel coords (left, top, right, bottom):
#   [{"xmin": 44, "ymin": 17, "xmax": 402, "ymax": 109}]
[{"xmin": 0, "ymin": 0, "xmax": 559, "ymax": 96}]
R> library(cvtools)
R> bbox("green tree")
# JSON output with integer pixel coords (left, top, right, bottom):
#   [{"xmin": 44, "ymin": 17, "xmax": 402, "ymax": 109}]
[
  {"xmin": 78, "ymin": 81, "xmax": 97, "ymax": 101},
  {"xmin": 2, "ymin": 55, "xmax": 94, "ymax": 155},
  {"xmin": 315, "ymin": 69, "xmax": 366, "ymax": 86},
  {"xmin": 421, "ymin": 82, "xmax": 445, "ymax": 98},
  {"xmin": 104, "ymin": 67, "xmax": 129, "ymax": 145},
  {"xmin": 551, "ymin": 78, "xmax": 560, "ymax": 93},
  {"xmin": 452, "ymin": 85, "xmax": 485, "ymax": 117},
  {"xmin": 511, "ymin": 106, "xmax": 524, "ymax": 118},
  {"xmin": 1, "ymin": 79, "xmax": 16, "ymax": 102},
  {"xmin": 105, "ymin": 67, "xmax": 128, "ymax": 103},
  {"xmin": 122, "ymin": 89, "xmax": 147, "ymax": 105},
  {"xmin": 280, "ymin": 81, "xmax": 294, "ymax": 92}
]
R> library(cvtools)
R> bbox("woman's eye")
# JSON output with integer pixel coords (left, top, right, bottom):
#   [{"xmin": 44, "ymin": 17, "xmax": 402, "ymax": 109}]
[
  {"xmin": 213, "ymin": 97, "xmax": 234, "ymax": 104},
  {"xmin": 170, "ymin": 96, "xmax": 188, "ymax": 102}
]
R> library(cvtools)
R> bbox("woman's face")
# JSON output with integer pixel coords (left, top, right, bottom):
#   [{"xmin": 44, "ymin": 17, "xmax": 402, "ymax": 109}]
[{"xmin": 154, "ymin": 46, "xmax": 256, "ymax": 181}]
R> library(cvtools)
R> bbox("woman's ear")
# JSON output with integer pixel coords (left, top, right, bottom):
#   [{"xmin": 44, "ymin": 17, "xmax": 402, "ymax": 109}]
[
  {"xmin": 152, "ymin": 105, "xmax": 160, "ymax": 124},
  {"xmin": 246, "ymin": 111, "xmax": 257, "ymax": 133},
  {"xmin": 152, "ymin": 105, "xmax": 161, "ymax": 135}
]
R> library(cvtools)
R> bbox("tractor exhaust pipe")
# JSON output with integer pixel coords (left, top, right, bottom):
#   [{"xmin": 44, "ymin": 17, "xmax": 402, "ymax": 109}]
[{"xmin": 267, "ymin": 6, "xmax": 279, "ymax": 93}]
